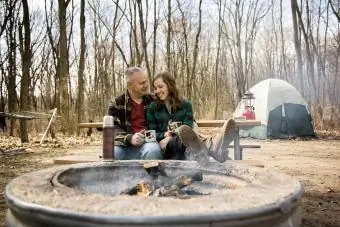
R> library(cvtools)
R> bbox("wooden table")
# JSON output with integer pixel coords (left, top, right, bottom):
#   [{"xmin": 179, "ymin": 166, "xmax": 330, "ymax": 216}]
[
  {"xmin": 78, "ymin": 119, "xmax": 262, "ymax": 160},
  {"xmin": 232, "ymin": 120, "xmax": 261, "ymax": 160},
  {"xmin": 197, "ymin": 120, "xmax": 261, "ymax": 160}
]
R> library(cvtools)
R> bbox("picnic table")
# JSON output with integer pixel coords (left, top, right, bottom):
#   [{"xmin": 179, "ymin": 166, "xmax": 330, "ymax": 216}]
[
  {"xmin": 196, "ymin": 120, "xmax": 261, "ymax": 160},
  {"xmin": 77, "ymin": 119, "xmax": 261, "ymax": 160}
]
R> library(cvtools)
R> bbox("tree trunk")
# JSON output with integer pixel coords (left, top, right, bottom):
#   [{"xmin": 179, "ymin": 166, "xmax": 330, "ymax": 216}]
[
  {"xmin": 152, "ymin": 0, "xmax": 158, "ymax": 76},
  {"xmin": 58, "ymin": 0, "xmax": 70, "ymax": 133},
  {"xmin": 111, "ymin": 0, "xmax": 119, "ymax": 97},
  {"xmin": 166, "ymin": 0, "xmax": 171, "ymax": 71},
  {"xmin": 136, "ymin": 0, "xmax": 152, "ymax": 84},
  {"xmin": 6, "ymin": 1, "xmax": 18, "ymax": 136},
  {"xmin": 291, "ymin": 0, "xmax": 304, "ymax": 96},
  {"xmin": 44, "ymin": 0, "xmax": 60, "ymax": 110},
  {"xmin": 214, "ymin": 0, "xmax": 222, "ymax": 119},
  {"xmin": 280, "ymin": 0, "xmax": 288, "ymax": 81},
  {"xmin": 130, "ymin": 0, "xmax": 141, "ymax": 66},
  {"xmin": 19, "ymin": 0, "xmax": 31, "ymax": 142},
  {"xmin": 189, "ymin": 0, "xmax": 202, "ymax": 100},
  {"xmin": 76, "ymin": 0, "xmax": 85, "ymax": 136}
]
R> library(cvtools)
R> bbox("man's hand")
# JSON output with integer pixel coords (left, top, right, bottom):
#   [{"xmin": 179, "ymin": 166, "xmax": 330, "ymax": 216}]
[{"xmin": 131, "ymin": 129, "xmax": 146, "ymax": 146}]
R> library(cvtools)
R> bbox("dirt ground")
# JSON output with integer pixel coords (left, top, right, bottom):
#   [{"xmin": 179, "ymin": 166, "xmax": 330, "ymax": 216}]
[{"xmin": 0, "ymin": 132, "xmax": 339, "ymax": 227}]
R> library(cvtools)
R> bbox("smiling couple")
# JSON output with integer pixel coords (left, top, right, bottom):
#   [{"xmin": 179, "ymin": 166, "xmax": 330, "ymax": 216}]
[{"xmin": 107, "ymin": 67, "xmax": 236, "ymax": 163}]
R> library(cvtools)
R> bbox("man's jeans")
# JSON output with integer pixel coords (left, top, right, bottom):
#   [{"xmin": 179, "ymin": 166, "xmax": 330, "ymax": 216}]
[{"xmin": 114, "ymin": 142, "xmax": 162, "ymax": 160}]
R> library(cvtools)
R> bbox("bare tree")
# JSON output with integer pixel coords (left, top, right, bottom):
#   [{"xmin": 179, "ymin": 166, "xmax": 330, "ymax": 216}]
[
  {"xmin": 76, "ymin": 0, "xmax": 85, "ymax": 136},
  {"xmin": 166, "ymin": 0, "xmax": 171, "ymax": 71},
  {"xmin": 5, "ymin": 0, "xmax": 19, "ymax": 136},
  {"xmin": 279, "ymin": 0, "xmax": 288, "ymax": 80},
  {"xmin": 189, "ymin": 0, "xmax": 202, "ymax": 100},
  {"xmin": 152, "ymin": 0, "xmax": 159, "ymax": 76},
  {"xmin": 44, "ymin": 0, "xmax": 60, "ymax": 109},
  {"xmin": 291, "ymin": 0, "xmax": 304, "ymax": 96},
  {"xmin": 136, "ymin": 0, "xmax": 152, "ymax": 84},
  {"xmin": 58, "ymin": 0, "xmax": 71, "ymax": 133},
  {"xmin": 1, "ymin": 0, "xmax": 338, "ymax": 134},
  {"xmin": 175, "ymin": 0, "xmax": 203, "ymax": 100},
  {"xmin": 221, "ymin": 0, "xmax": 271, "ymax": 100},
  {"xmin": 18, "ymin": 0, "xmax": 31, "ymax": 142},
  {"xmin": 0, "ymin": 0, "xmax": 18, "ymax": 38},
  {"xmin": 214, "ymin": 0, "xmax": 222, "ymax": 119},
  {"xmin": 328, "ymin": 0, "xmax": 340, "ymax": 22}
]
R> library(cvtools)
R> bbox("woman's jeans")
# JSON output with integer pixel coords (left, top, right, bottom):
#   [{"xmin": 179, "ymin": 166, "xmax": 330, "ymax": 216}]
[{"xmin": 113, "ymin": 142, "xmax": 162, "ymax": 160}]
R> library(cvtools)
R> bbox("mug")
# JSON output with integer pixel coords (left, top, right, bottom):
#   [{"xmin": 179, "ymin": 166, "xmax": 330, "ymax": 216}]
[
  {"xmin": 144, "ymin": 130, "xmax": 156, "ymax": 142},
  {"xmin": 168, "ymin": 121, "xmax": 182, "ymax": 131}
]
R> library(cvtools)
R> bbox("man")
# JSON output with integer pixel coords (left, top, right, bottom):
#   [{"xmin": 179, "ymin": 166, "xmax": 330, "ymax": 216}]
[{"xmin": 107, "ymin": 67, "xmax": 162, "ymax": 160}]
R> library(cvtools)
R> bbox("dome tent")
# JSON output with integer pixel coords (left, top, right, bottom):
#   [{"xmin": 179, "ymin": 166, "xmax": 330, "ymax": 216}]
[{"xmin": 234, "ymin": 79, "xmax": 315, "ymax": 139}]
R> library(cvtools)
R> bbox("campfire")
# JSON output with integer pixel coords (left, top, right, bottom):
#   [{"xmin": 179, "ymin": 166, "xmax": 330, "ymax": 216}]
[
  {"xmin": 5, "ymin": 161, "xmax": 304, "ymax": 227},
  {"xmin": 120, "ymin": 162, "xmax": 203, "ymax": 198}
]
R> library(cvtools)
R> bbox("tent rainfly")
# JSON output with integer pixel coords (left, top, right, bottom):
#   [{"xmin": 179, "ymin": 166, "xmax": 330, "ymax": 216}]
[{"xmin": 234, "ymin": 79, "xmax": 315, "ymax": 139}]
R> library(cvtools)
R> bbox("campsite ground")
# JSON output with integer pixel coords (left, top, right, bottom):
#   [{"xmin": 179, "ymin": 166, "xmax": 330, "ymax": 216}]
[{"xmin": 0, "ymin": 130, "xmax": 339, "ymax": 227}]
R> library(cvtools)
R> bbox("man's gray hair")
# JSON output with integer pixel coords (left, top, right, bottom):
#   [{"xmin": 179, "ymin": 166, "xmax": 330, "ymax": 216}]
[{"xmin": 125, "ymin": 67, "xmax": 144, "ymax": 83}]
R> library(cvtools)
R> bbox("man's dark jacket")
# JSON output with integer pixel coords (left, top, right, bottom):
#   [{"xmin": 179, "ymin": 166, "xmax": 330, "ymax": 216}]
[{"xmin": 107, "ymin": 91, "xmax": 153, "ymax": 146}]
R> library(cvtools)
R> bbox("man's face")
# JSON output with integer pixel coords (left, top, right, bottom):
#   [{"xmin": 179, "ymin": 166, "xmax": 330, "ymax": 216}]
[{"xmin": 128, "ymin": 71, "xmax": 149, "ymax": 97}]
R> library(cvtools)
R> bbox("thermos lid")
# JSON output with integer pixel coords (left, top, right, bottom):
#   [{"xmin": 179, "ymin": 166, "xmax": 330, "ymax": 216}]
[{"xmin": 103, "ymin": 115, "xmax": 114, "ymax": 127}]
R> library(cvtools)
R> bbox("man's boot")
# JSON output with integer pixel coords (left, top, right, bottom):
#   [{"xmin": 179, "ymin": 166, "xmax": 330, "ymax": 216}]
[
  {"xmin": 177, "ymin": 125, "xmax": 209, "ymax": 166},
  {"xmin": 204, "ymin": 119, "xmax": 236, "ymax": 162}
]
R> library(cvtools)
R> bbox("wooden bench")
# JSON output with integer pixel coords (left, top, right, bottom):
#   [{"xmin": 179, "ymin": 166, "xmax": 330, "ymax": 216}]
[
  {"xmin": 228, "ymin": 144, "xmax": 261, "ymax": 160},
  {"xmin": 77, "ymin": 120, "xmax": 261, "ymax": 129},
  {"xmin": 77, "ymin": 120, "xmax": 262, "ymax": 160}
]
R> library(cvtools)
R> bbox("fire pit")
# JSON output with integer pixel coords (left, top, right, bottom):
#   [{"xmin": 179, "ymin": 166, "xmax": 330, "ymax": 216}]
[{"xmin": 5, "ymin": 161, "xmax": 303, "ymax": 226}]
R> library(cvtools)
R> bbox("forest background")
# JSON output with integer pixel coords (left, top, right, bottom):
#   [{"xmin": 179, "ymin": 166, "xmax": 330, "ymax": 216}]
[{"xmin": 0, "ymin": 0, "xmax": 339, "ymax": 141}]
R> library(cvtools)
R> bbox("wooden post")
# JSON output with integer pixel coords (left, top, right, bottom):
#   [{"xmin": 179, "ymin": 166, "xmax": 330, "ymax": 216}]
[
  {"xmin": 234, "ymin": 128, "xmax": 241, "ymax": 160},
  {"xmin": 40, "ymin": 108, "xmax": 57, "ymax": 144}
]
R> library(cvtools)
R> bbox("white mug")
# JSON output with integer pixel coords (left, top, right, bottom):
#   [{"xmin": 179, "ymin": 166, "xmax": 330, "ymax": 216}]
[
  {"xmin": 144, "ymin": 130, "xmax": 156, "ymax": 142},
  {"xmin": 168, "ymin": 121, "xmax": 182, "ymax": 131}
]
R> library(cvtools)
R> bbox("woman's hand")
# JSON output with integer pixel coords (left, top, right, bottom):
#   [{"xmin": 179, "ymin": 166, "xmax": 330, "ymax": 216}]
[
  {"xmin": 159, "ymin": 137, "xmax": 172, "ymax": 151},
  {"xmin": 164, "ymin": 130, "xmax": 173, "ymax": 138}
]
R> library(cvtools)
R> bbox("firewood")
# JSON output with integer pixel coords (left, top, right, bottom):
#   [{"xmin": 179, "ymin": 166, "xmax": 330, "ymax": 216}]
[
  {"xmin": 121, "ymin": 166, "xmax": 203, "ymax": 197},
  {"xmin": 0, "ymin": 148, "xmax": 26, "ymax": 155},
  {"xmin": 153, "ymin": 185, "xmax": 180, "ymax": 197},
  {"xmin": 143, "ymin": 162, "xmax": 168, "ymax": 179}
]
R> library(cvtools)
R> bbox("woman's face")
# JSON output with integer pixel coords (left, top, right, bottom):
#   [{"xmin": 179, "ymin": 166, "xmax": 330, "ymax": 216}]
[{"xmin": 153, "ymin": 78, "xmax": 169, "ymax": 101}]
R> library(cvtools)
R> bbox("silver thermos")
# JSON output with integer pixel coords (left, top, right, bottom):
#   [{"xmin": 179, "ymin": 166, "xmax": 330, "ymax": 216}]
[{"xmin": 102, "ymin": 115, "xmax": 114, "ymax": 159}]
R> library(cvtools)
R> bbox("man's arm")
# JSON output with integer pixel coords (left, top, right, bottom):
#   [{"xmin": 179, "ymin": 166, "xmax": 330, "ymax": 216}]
[{"xmin": 107, "ymin": 99, "xmax": 133, "ymax": 146}]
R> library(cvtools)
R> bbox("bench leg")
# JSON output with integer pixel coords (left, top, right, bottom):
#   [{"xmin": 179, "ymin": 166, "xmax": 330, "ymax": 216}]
[{"xmin": 234, "ymin": 128, "xmax": 241, "ymax": 160}]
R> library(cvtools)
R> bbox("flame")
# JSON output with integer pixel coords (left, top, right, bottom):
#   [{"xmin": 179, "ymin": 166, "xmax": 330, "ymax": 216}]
[{"xmin": 136, "ymin": 181, "xmax": 152, "ymax": 196}]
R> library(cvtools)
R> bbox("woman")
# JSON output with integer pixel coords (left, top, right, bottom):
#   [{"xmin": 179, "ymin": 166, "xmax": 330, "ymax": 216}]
[{"xmin": 146, "ymin": 72, "xmax": 194, "ymax": 160}]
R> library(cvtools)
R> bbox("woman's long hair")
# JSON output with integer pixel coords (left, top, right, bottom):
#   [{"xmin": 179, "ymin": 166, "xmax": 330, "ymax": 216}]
[{"xmin": 152, "ymin": 72, "xmax": 183, "ymax": 111}]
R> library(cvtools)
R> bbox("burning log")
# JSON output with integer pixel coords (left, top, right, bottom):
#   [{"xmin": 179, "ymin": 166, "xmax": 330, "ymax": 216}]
[
  {"xmin": 153, "ymin": 185, "xmax": 181, "ymax": 197},
  {"xmin": 121, "ymin": 162, "xmax": 203, "ymax": 197},
  {"xmin": 143, "ymin": 161, "xmax": 168, "ymax": 179},
  {"xmin": 153, "ymin": 173, "xmax": 202, "ymax": 197}
]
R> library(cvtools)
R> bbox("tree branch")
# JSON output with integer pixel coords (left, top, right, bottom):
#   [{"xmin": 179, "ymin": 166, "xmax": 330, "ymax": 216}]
[{"xmin": 328, "ymin": 0, "xmax": 340, "ymax": 22}]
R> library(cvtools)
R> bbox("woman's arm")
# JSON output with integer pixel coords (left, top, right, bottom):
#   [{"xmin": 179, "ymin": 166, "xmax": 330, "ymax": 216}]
[
  {"xmin": 146, "ymin": 103, "xmax": 165, "ymax": 141},
  {"xmin": 182, "ymin": 100, "xmax": 194, "ymax": 128}
]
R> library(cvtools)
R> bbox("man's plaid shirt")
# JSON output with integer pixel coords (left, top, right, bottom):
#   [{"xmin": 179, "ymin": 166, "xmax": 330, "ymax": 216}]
[{"xmin": 107, "ymin": 91, "xmax": 154, "ymax": 146}]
